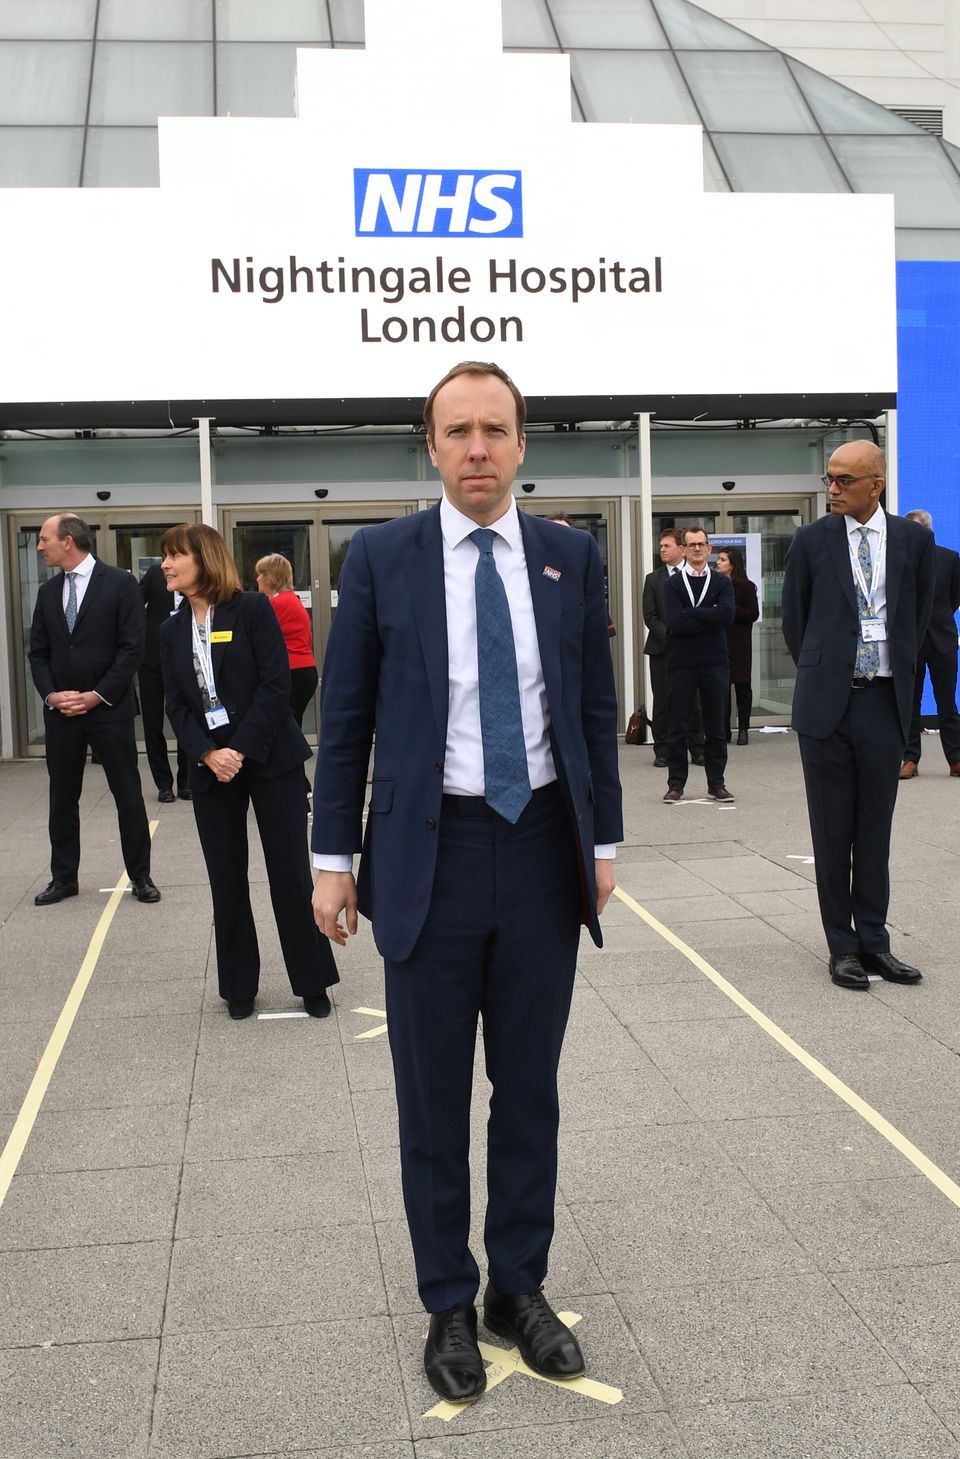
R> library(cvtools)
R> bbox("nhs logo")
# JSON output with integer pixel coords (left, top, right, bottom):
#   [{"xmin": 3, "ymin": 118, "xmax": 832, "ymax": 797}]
[{"xmin": 354, "ymin": 169, "xmax": 523, "ymax": 238}]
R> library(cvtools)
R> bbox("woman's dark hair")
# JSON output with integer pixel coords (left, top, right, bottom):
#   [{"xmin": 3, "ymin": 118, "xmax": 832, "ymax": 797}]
[
  {"xmin": 717, "ymin": 545, "xmax": 747, "ymax": 582},
  {"xmin": 159, "ymin": 523, "xmax": 241, "ymax": 605}
]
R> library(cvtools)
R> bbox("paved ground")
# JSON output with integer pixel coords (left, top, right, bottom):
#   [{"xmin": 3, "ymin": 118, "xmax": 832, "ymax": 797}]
[{"xmin": 2, "ymin": 733, "xmax": 960, "ymax": 1458}]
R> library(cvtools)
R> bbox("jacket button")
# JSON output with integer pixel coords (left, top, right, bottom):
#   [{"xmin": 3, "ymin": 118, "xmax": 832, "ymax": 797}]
[
  {"xmin": 434, "ymin": 762, "xmax": 443, "ymax": 773},
  {"xmin": 425, "ymin": 817, "xmax": 436, "ymax": 830}
]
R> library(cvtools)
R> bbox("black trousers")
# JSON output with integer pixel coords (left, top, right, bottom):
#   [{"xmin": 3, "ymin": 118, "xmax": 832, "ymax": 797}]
[
  {"xmin": 666, "ymin": 662, "xmax": 728, "ymax": 789},
  {"xmin": 649, "ymin": 654, "xmax": 704, "ymax": 755},
  {"xmin": 288, "ymin": 665, "xmax": 319, "ymax": 727},
  {"xmin": 904, "ymin": 647, "xmax": 960, "ymax": 765},
  {"xmin": 138, "ymin": 663, "xmax": 188, "ymax": 791},
  {"xmin": 191, "ymin": 761, "xmax": 338, "ymax": 1002},
  {"xmin": 44, "ymin": 710, "xmax": 151, "ymax": 884},
  {"xmin": 798, "ymin": 678, "xmax": 902, "ymax": 957},
  {"xmin": 724, "ymin": 681, "xmax": 753, "ymax": 741},
  {"xmin": 384, "ymin": 783, "xmax": 581, "ymax": 1313}
]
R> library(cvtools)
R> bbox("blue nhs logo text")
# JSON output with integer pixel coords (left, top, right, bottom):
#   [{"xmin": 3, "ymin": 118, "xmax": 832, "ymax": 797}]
[{"xmin": 354, "ymin": 169, "xmax": 523, "ymax": 238}]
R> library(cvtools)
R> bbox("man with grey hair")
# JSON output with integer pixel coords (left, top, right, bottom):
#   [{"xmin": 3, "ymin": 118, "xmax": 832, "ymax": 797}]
[
  {"xmin": 900, "ymin": 510, "xmax": 960, "ymax": 780},
  {"xmin": 29, "ymin": 513, "xmax": 159, "ymax": 905}
]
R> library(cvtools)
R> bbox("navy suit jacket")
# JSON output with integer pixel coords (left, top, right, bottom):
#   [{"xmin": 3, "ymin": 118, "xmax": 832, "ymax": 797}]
[
  {"xmin": 782, "ymin": 511, "xmax": 935, "ymax": 741},
  {"xmin": 311, "ymin": 503, "xmax": 623, "ymax": 964},
  {"xmin": 160, "ymin": 589, "xmax": 309, "ymax": 794},
  {"xmin": 29, "ymin": 558, "xmax": 144, "ymax": 722},
  {"xmin": 924, "ymin": 543, "xmax": 960, "ymax": 658}
]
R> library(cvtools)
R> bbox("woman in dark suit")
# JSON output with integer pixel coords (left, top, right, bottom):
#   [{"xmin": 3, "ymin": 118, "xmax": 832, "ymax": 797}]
[
  {"xmin": 159, "ymin": 523, "xmax": 338, "ymax": 1019},
  {"xmin": 715, "ymin": 546, "xmax": 759, "ymax": 745}
]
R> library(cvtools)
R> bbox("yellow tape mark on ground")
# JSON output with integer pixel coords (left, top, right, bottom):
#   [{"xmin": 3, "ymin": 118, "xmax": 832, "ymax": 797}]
[
  {"xmin": 613, "ymin": 884, "xmax": 960, "ymax": 1210},
  {"xmin": 423, "ymin": 1311, "xmax": 623, "ymax": 1423},
  {"xmin": 0, "ymin": 822, "xmax": 160, "ymax": 1211},
  {"xmin": 352, "ymin": 1006, "xmax": 388, "ymax": 1040}
]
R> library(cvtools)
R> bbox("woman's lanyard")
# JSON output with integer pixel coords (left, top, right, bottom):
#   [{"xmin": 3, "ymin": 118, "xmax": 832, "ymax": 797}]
[
  {"xmin": 681, "ymin": 565, "xmax": 711, "ymax": 606},
  {"xmin": 849, "ymin": 519, "xmax": 886, "ymax": 614},
  {"xmin": 192, "ymin": 606, "xmax": 229, "ymax": 729}
]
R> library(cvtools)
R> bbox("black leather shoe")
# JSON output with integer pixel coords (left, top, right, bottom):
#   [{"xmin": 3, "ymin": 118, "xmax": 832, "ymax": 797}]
[
  {"xmin": 303, "ymin": 992, "xmax": 331, "ymax": 1017},
  {"xmin": 157, "ymin": 787, "xmax": 176, "ymax": 803},
  {"xmin": 737, "ymin": 730, "xmax": 749, "ymax": 745},
  {"xmin": 859, "ymin": 950, "xmax": 922, "ymax": 984},
  {"xmin": 653, "ymin": 755, "xmax": 668, "ymax": 768},
  {"xmin": 228, "ymin": 998, "xmax": 256, "ymax": 1019},
  {"xmin": 423, "ymin": 1307, "xmax": 486, "ymax": 1403},
  {"xmin": 690, "ymin": 751, "xmax": 706, "ymax": 766},
  {"xmin": 132, "ymin": 876, "xmax": 161, "ymax": 903},
  {"xmin": 34, "ymin": 880, "xmax": 79, "ymax": 906},
  {"xmin": 177, "ymin": 786, "xmax": 193, "ymax": 801},
  {"xmin": 829, "ymin": 953, "xmax": 869, "ymax": 990},
  {"xmin": 482, "ymin": 1283, "xmax": 584, "ymax": 1379}
]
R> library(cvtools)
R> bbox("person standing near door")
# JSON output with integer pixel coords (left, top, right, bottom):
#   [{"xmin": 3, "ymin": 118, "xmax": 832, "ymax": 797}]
[
  {"xmin": 29, "ymin": 513, "xmax": 160, "ymax": 906},
  {"xmin": 715, "ymin": 546, "xmax": 759, "ymax": 746},
  {"xmin": 255, "ymin": 553, "xmax": 319, "ymax": 730},
  {"xmin": 782, "ymin": 441, "xmax": 935, "ymax": 990},
  {"xmin": 139, "ymin": 561, "xmax": 190, "ymax": 803},
  {"xmin": 643, "ymin": 528, "xmax": 706, "ymax": 767},
  {"xmin": 899, "ymin": 510, "xmax": 960, "ymax": 780}
]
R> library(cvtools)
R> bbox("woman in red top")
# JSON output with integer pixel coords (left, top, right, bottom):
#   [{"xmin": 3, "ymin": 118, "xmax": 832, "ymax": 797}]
[{"xmin": 255, "ymin": 554, "xmax": 318, "ymax": 729}]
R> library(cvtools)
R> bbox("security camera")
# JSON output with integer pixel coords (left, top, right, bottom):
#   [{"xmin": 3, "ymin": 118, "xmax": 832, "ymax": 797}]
[
  {"xmin": 314, "ymin": 488, "xmax": 329, "ymax": 499},
  {"xmin": 721, "ymin": 480, "xmax": 736, "ymax": 492},
  {"xmin": 521, "ymin": 482, "xmax": 536, "ymax": 494},
  {"xmin": 96, "ymin": 490, "xmax": 111, "ymax": 501}
]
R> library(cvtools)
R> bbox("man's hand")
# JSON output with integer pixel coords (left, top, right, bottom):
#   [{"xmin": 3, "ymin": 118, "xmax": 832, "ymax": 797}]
[
  {"xmin": 202, "ymin": 748, "xmax": 244, "ymax": 782},
  {"xmin": 313, "ymin": 870, "xmax": 358, "ymax": 946},
  {"xmin": 50, "ymin": 690, "xmax": 98, "ymax": 716},
  {"xmin": 595, "ymin": 858, "xmax": 616, "ymax": 917}
]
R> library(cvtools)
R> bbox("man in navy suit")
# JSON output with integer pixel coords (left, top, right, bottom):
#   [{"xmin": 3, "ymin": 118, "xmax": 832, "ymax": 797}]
[
  {"xmin": 782, "ymin": 441, "xmax": 935, "ymax": 989},
  {"xmin": 29, "ymin": 513, "xmax": 159, "ymax": 905},
  {"xmin": 311, "ymin": 362, "xmax": 622, "ymax": 1403},
  {"xmin": 898, "ymin": 509, "xmax": 960, "ymax": 780}
]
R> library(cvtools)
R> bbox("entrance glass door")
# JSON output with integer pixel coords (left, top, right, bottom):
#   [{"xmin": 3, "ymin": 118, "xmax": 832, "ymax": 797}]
[
  {"xmin": 727, "ymin": 508, "xmax": 805, "ymax": 714},
  {"xmin": 229, "ymin": 517, "xmax": 317, "ymax": 736}
]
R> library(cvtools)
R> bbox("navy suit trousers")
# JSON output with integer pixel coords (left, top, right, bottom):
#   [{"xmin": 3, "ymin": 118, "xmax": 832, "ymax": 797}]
[{"xmin": 383, "ymin": 782, "xmax": 581, "ymax": 1313}]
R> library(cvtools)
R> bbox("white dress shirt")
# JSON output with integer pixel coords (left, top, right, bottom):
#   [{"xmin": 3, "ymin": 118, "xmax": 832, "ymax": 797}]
[
  {"xmin": 314, "ymin": 495, "xmax": 616, "ymax": 867},
  {"xmin": 846, "ymin": 506, "xmax": 891, "ymax": 677},
  {"xmin": 61, "ymin": 551, "xmax": 96, "ymax": 612}
]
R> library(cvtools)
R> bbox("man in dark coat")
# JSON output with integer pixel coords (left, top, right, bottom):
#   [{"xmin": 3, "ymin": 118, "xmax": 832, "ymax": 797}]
[
  {"xmin": 899, "ymin": 509, "xmax": 960, "ymax": 780},
  {"xmin": 28, "ymin": 513, "xmax": 160, "ymax": 905},
  {"xmin": 642, "ymin": 527, "xmax": 705, "ymax": 767},
  {"xmin": 138, "ymin": 561, "xmax": 190, "ymax": 802},
  {"xmin": 782, "ymin": 441, "xmax": 935, "ymax": 990}
]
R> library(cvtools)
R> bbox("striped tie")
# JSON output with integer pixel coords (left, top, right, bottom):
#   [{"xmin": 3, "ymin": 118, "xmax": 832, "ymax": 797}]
[{"xmin": 469, "ymin": 528, "xmax": 532, "ymax": 824}]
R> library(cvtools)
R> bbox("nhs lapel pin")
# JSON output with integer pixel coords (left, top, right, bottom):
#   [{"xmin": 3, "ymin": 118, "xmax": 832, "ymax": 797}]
[{"xmin": 543, "ymin": 565, "xmax": 561, "ymax": 582}]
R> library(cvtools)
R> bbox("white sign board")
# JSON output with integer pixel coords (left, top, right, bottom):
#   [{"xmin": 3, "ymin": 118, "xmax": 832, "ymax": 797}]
[{"xmin": 0, "ymin": 0, "xmax": 897, "ymax": 406}]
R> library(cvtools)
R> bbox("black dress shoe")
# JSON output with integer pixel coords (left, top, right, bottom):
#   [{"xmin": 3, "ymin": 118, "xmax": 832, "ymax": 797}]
[
  {"xmin": 177, "ymin": 786, "xmax": 193, "ymax": 801},
  {"xmin": 859, "ymin": 950, "xmax": 922, "ymax": 984},
  {"xmin": 228, "ymin": 998, "xmax": 256, "ymax": 1019},
  {"xmin": 132, "ymin": 876, "xmax": 161, "ymax": 903},
  {"xmin": 303, "ymin": 992, "xmax": 331, "ymax": 1017},
  {"xmin": 157, "ymin": 787, "xmax": 176, "ymax": 803},
  {"xmin": 737, "ymin": 730, "xmax": 749, "ymax": 745},
  {"xmin": 690, "ymin": 751, "xmax": 706, "ymax": 766},
  {"xmin": 829, "ymin": 953, "xmax": 869, "ymax": 990},
  {"xmin": 423, "ymin": 1307, "xmax": 486, "ymax": 1403},
  {"xmin": 653, "ymin": 755, "xmax": 668, "ymax": 768},
  {"xmin": 34, "ymin": 880, "xmax": 79, "ymax": 906},
  {"xmin": 482, "ymin": 1283, "xmax": 584, "ymax": 1378}
]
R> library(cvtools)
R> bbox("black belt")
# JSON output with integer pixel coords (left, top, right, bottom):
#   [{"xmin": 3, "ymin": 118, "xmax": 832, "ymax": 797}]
[
  {"xmin": 851, "ymin": 676, "xmax": 893, "ymax": 689},
  {"xmin": 441, "ymin": 782, "xmax": 561, "ymax": 818}
]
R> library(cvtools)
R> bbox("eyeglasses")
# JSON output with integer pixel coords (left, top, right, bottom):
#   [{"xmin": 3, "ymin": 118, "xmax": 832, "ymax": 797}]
[{"xmin": 819, "ymin": 473, "xmax": 878, "ymax": 488}]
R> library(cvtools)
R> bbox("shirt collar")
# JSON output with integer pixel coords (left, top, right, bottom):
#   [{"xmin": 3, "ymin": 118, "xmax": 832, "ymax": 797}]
[
  {"xmin": 68, "ymin": 553, "xmax": 96, "ymax": 579},
  {"xmin": 846, "ymin": 505, "xmax": 885, "ymax": 539},
  {"xmin": 440, "ymin": 492, "xmax": 520, "ymax": 550}
]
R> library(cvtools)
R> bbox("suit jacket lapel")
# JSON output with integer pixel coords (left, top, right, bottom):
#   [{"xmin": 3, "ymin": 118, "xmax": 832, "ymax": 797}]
[
  {"xmin": 209, "ymin": 596, "xmax": 238, "ymax": 698},
  {"xmin": 827, "ymin": 515, "xmax": 858, "ymax": 616},
  {"xmin": 884, "ymin": 513, "xmax": 905, "ymax": 626},
  {"xmin": 519, "ymin": 512, "xmax": 562, "ymax": 713},
  {"xmin": 406, "ymin": 506, "xmax": 449, "ymax": 743},
  {"xmin": 70, "ymin": 558, "xmax": 104, "ymax": 632}
]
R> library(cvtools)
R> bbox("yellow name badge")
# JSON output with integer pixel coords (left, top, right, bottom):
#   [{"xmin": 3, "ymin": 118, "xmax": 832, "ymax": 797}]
[{"xmin": 209, "ymin": 630, "xmax": 233, "ymax": 643}]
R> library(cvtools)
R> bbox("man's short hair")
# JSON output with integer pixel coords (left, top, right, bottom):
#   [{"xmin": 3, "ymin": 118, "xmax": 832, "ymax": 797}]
[
  {"xmin": 683, "ymin": 524, "xmax": 709, "ymax": 543},
  {"xmin": 906, "ymin": 509, "xmax": 933, "ymax": 531},
  {"xmin": 56, "ymin": 514, "xmax": 93, "ymax": 553},
  {"xmin": 659, "ymin": 528, "xmax": 684, "ymax": 548},
  {"xmin": 423, "ymin": 360, "xmax": 526, "ymax": 441}
]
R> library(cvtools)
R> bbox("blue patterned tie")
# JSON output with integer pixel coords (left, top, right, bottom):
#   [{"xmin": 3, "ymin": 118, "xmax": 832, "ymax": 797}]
[
  {"xmin": 65, "ymin": 572, "xmax": 78, "ymax": 633},
  {"xmin": 469, "ymin": 528, "xmax": 531, "ymax": 823},
  {"xmin": 855, "ymin": 527, "xmax": 880, "ymax": 680}
]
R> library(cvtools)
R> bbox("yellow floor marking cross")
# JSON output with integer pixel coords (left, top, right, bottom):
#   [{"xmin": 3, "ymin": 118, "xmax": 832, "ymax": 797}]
[
  {"xmin": 352, "ymin": 1006, "xmax": 388, "ymax": 1040},
  {"xmin": 423, "ymin": 1311, "xmax": 623, "ymax": 1422}
]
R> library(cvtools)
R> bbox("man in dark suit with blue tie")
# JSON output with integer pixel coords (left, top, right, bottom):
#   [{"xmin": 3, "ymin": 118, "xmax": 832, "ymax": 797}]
[
  {"xmin": 782, "ymin": 441, "xmax": 935, "ymax": 989},
  {"xmin": 29, "ymin": 513, "xmax": 159, "ymax": 905},
  {"xmin": 311, "ymin": 362, "xmax": 622, "ymax": 1403}
]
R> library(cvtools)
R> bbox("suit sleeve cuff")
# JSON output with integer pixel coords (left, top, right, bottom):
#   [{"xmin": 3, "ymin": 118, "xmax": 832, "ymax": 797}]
[
  {"xmin": 594, "ymin": 844, "xmax": 616, "ymax": 860},
  {"xmin": 313, "ymin": 854, "xmax": 354, "ymax": 873}
]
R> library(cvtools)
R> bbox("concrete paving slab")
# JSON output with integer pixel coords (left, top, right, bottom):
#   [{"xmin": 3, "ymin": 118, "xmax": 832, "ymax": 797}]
[
  {"xmin": 576, "ymin": 946, "xmax": 704, "ymax": 987},
  {"xmin": 764, "ymin": 1176, "xmax": 960, "ymax": 1273},
  {"xmin": 40, "ymin": 1013, "xmax": 200, "ymax": 1111},
  {"xmin": 183, "ymin": 1088, "xmax": 358, "ymax": 1163},
  {"xmin": 729, "ymin": 890, "xmax": 812, "ymax": 918},
  {"xmin": 189, "ymin": 1019, "xmax": 347, "ymax": 1103},
  {"xmin": 615, "ymin": 860, "xmax": 720, "ymax": 899},
  {"xmin": 80, "ymin": 974, "xmax": 205, "ymax": 1019},
  {"xmin": 0, "ymin": 1165, "xmax": 180, "ymax": 1250},
  {"xmin": 17, "ymin": 1103, "xmax": 187, "ymax": 1173},
  {"xmin": 399, "ymin": 1293, "xmax": 660, "ymax": 1440},
  {"xmin": 832, "ymin": 1263, "xmax": 960, "ymax": 1382},
  {"xmin": 704, "ymin": 1111, "xmax": 907, "ymax": 1189},
  {"xmin": 0, "ymin": 1336, "xmax": 158, "ymax": 1459},
  {"xmin": 665, "ymin": 1057, "xmax": 850, "ymax": 1121},
  {"xmin": 0, "ymin": 1021, "xmax": 54, "ymax": 1113},
  {"xmin": 0, "ymin": 1240, "xmax": 169, "ymax": 1346},
  {"xmin": 626, "ymin": 1013, "xmax": 793, "ymax": 1068},
  {"xmin": 558, "ymin": 1122, "xmax": 731, "ymax": 1206},
  {"xmin": 164, "ymin": 1224, "xmax": 387, "ymax": 1333},
  {"xmin": 679, "ymin": 916, "xmax": 799, "ymax": 949},
  {"xmin": 235, "ymin": 1448, "xmax": 414, "ymax": 1459},
  {"xmin": 679, "ymin": 855, "xmax": 813, "ymax": 895},
  {"xmin": 624, "ymin": 893, "xmax": 750, "ymax": 925},
  {"xmin": 558, "ymin": 1063, "xmax": 695, "ymax": 1132},
  {"xmin": 353, "ymin": 1088, "xmax": 400, "ymax": 1150},
  {"xmin": 150, "ymin": 1318, "xmax": 409, "ymax": 1458},
  {"xmin": 175, "ymin": 1150, "xmax": 369, "ymax": 1238},
  {"xmin": 657, "ymin": 840, "xmax": 754, "ymax": 861},
  {"xmin": 675, "ymin": 1386, "xmax": 960, "ymax": 1459},
  {"xmin": 619, "ymin": 1273, "xmax": 901, "ymax": 1404},
  {"xmin": 596, "ymin": 978, "xmax": 748, "ymax": 1026},
  {"xmin": 411, "ymin": 1412, "xmax": 687, "ymax": 1458}
]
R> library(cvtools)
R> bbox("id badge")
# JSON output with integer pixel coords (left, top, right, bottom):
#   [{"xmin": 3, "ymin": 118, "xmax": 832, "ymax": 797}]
[
  {"xmin": 205, "ymin": 706, "xmax": 230, "ymax": 730},
  {"xmin": 861, "ymin": 617, "xmax": 886, "ymax": 642}
]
